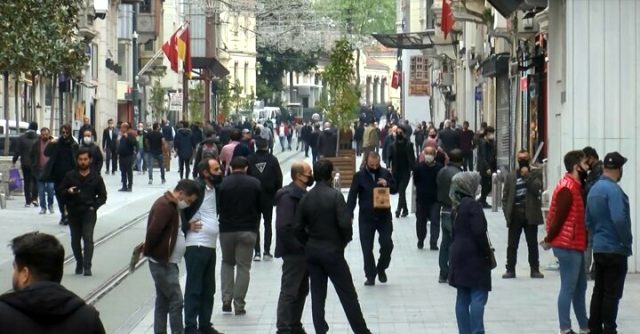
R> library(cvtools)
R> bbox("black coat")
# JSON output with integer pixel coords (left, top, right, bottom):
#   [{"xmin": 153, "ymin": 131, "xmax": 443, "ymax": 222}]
[
  {"xmin": 247, "ymin": 150, "xmax": 283, "ymax": 196},
  {"xmin": 79, "ymin": 143, "xmax": 104, "ymax": 174},
  {"xmin": 387, "ymin": 139, "xmax": 415, "ymax": 175},
  {"xmin": 218, "ymin": 172, "xmax": 263, "ymax": 233},
  {"xmin": 274, "ymin": 182, "xmax": 307, "ymax": 258},
  {"xmin": 12, "ymin": 130, "xmax": 38, "ymax": 167},
  {"xmin": 477, "ymin": 139, "xmax": 497, "ymax": 174},
  {"xmin": 174, "ymin": 128, "xmax": 196, "ymax": 159},
  {"xmin": 102, "ymin": 127, "xmax": 118, "ymax": 151},
  {"xmin": 346, "ymin": 167, "xmax": 397, "ymax": 223},
  {"xmin": 0, "ymin": 281, "xmax": 105, "ymax": 334},
  {"xmin": 449, "ymin": 197, "xmax": 493, "ymax": 291},
  {"xmin": 318, "ymin": 129, "xmax": 337, "ymax": 158},
  {"xmin": 58, "ymin": 169, "xmax": 107, "ymax": 214},
  {"xmin": 438, "ymin": 128, "xmax": 460, "ymax": 153},
  {"xmin": 44, "ymin": 138, "xmax": 79, "ymax": 183},
  {"xmin": 413, "ymin": 161, "xmax": 443, "ymax": 205}
]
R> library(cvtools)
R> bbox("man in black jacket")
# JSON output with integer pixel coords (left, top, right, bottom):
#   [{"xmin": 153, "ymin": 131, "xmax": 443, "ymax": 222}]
[
  {"xmin": 79, "ymin": 129, "xmax": 104, "ymax": 174},
  {"xmin": 435, "ymin": 149, "xmax": 463, "ymax": 283},
  {"xmin": 0, "ymin": 232, "xmax": 105, "ymax": 333},
  {"xmin": 275, "ymin": 161, "xmax": 313, "ymax": 334},
  {"xmin": 413, "ymin": 146, "xmax": 443, "ymax": 251},
  {"xmin": 317, "ymin": 122, "xmax": 337, "ymax": 158},
  {"xmin": 102, "ymin": 118, "xmax": 118, "ymax": 174},
  {"xmin": 45, "ymin": 124, "xmax": 79, "ymax": 225},
  {"xmin": 297, "ymin": 159, "xmax": 371, "ymax": 334},
  {"xmin": 217, "ymin": 156, "xmax": 263, "ymax": 315},
  {"xmin": 59, "ymin": 149, "xmax": 107, "ymax": 276},
  {"xmin": 387, "ymin": 126, "xmax": 415, "ymax": 217},
  {"xmin": 12, "ymin": 121, "xmax": 39, "ymax": 206},
  {"xmin": 77, "ymin": 117, "xmax": 96, "ymax": 143},
  {"xmin": 117, "ymin": 122, "xmax": 137, "ymax": 192},
  {"xmin": 347, "ymin": 151, "xmax": 397, "ymax": 286},
  {"xmin": 309, "ymin": 124, "xmax": 321, "ymax": 163},
  {"xmin": 477, "ymin": 126, "xmax": 496, "ymax": 208},
  {"xmin": 438, "ymin": 119, "xmax": 460, "ymax": 154},
  {"xmin": 301, "ymin": 122, "xmax": 312, "ymax": 158},
  {"xmin": 247, "ymin": 138, "xmax": 283, "ymax": 261}
]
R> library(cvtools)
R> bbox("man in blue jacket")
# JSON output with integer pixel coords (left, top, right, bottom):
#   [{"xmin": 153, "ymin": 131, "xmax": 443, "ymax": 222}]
[
  {"xmin": 586, "ymin": 152, "xmax": 632, "ymax": 334},
  {"xmin": 347, "ymin": 151, "xmax": 397, "ymax": 286}
]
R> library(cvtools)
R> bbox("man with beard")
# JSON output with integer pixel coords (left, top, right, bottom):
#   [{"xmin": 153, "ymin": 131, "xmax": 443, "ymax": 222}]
[
  {"xmin": 79, "ymin": 129, "xmax": 104, "ymax": 174},
  {"xmin": 275, "ymin": 161, "xmax": 313, "ymax": 334},
  {"xmin": 387, "ymin": 126, "xmax": 415, "ymax": 218},
  {"xmin": 0, "ymin": 232, "xmax": 105, "ymax": 333},
  {"xmin": 45, "ymin": 124, "xmax": 79, "ymax": 225},
  {"xmin": 58, "ymin": 149, "xmax": 107, "ymax": 276},
  {"xmin": 31, "ymin": 127, "xmax": 56, "ymax": 214}
]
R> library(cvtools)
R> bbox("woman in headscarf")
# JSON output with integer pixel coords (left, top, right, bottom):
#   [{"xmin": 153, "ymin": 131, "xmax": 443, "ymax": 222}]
[{"xmin": 448, "ymin": 171, "xmax": 494, "ymax": 334}]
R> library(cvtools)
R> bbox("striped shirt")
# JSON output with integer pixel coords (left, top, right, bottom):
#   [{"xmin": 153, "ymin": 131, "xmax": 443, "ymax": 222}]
[{"xmin": 515, "ymin": 174, "xmax": 526, "ymax": 206}]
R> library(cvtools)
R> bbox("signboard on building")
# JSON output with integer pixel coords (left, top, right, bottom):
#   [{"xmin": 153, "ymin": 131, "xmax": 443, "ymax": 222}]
[
  {"xmin": 408, "ymin": 56, "xmax": 430, "ymax": 96},
  {"xmin": 169, "ymin": 93, "xmax": 182, "ymax": 112}
]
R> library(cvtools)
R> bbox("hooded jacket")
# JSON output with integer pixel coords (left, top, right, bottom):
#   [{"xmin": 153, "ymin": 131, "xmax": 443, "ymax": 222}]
[
  {"xmin": 12, "ymin": 130, "xmax": 39, "ymax": 167},
  {"xmin": 247, "ymin": 150, "xmax": 283, "ymax": 196},
  {"xmin": 274, "ymin": 182, "xmax": 307, "ymax": 258},
  {"xmin": 0, "ymin": 281, "xmax": 105, "ymax": 334},
  {"xmin": 174, "ymin": 128, "xmax": 195, "ymax": 159}
]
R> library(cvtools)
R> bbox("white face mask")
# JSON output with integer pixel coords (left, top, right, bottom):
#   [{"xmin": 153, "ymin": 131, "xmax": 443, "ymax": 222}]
[
  {"xmin": 83, "ymin": 137, "xmax": 93, "ymax": 145},
  {"xmin": 177, "ymin": 200, "xmax": 190, "ymax": 209},
  {"xmin": 425, "ymin": 155, "xmax": 435, "ymax": 163}
]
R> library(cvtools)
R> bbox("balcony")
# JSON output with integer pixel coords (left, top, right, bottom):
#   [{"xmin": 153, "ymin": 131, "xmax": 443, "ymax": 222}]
[
  {"xmin": 78, "ymin": 2, "xmax": 97, "ymax": 41},
  {"xmin": 137, "ymin": 12, "xmax": 157, "ymax": 44}
]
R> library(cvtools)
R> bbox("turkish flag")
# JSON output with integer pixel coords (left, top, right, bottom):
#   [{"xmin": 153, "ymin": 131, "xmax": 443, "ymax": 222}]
[
  {"xmin": 441, "ymin": 0, "xmax": 455, "ymax": 39},
  {"xmin": 391, "ymin": 71, "xmax": 401, "ymax": 89},
  {"xmin": 177, "ymin": 28, "xmax": 192, "ymax": 79},
  {"xmin": 162, "ymin": 31, "xmax": 179, "ymax": 73}
]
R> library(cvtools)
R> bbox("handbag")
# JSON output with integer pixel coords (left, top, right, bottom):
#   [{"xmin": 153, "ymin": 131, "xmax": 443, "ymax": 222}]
[
  {"xmin": 373, "ymin": 187, "xmax": 391, "ymax": 209},
  {"xmin": 8, "ymin": 167, "xmax": 22, "ymax": 192},
  {"xmin": 486, "ymin": 231, "xmax": 498, "ymax": 270}
]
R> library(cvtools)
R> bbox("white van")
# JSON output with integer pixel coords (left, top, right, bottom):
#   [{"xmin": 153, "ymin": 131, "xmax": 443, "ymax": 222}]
[{"xmin": 0, "ymin": 119, "xmax": 29, "ymax": 136}]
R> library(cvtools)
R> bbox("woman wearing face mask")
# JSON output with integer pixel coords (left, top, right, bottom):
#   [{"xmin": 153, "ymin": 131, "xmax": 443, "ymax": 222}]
[{"xmin": 79, "ymin": 129, "xmax": 104, "ymax": 175}]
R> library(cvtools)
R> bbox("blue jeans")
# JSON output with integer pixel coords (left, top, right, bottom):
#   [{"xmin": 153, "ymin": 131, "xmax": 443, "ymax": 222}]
[
  {"xmin": 147, "ymin": 153, "xmax": 165, "ymax": 181},
  {"xmin": 136, "ymin": 150, "xmax": 146, "ymax": 171},
  {"xmin": 455, "ymin": 287, "xmax": 489, "ymax": 334},
  {"xmin": 439, "ymin": 209, "xmax": 453, "ymax": 277},
  {"xmin": 37, "ymin": 181, "xmax": 54, "ymax": 210},
  {"xmin": 553, "ymin": 247, "xmax": 588, "ymax": 331}
]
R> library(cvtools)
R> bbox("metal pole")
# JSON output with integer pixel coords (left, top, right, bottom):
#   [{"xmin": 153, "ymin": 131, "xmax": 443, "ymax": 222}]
[
  {"xmin": 3, "ymin": 72, "xmax": 9, "ymax": 155},
  {"xmin": 491, "ymin": 172, "xmax": 498, "ymax": 212},
  {"xmin": 132, "ymin": 2, "xmax": 139, "ymax": 125}
]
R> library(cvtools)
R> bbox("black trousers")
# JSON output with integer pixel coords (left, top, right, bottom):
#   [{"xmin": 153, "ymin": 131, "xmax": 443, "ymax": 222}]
[
  {"xmin": 105, "ymin": 148, "xmax": 117, "ymax": 173},
  {"xmin": 359, "ymin": 219, "xmax": 393, "ymax": 280},
  {"xmin": 311, "ymin": 148, "xmax": 319, "ymax": 163},
  {"xmin": 184, "ymin": 246, "xmax": 216, "ymax": 331},
  {"xmin": 416, "ymin": 202, "xmax": 441, "ymax": 247},
  {"xmin": 276, "ymin": 255, "xmax": 309, "ymax": 333},
  {"xmin": 305, "ymin": 245, "xmax": 370, "ymax": 334},
  {"xmin": 179, "ymin": 157, "xmax": 191, "ymax": 179},
  {"xmin": 304, "ymin": 141, "xmax": 310, "ymax": 157},
  {"xmin": 479, "ymin": 174, "xmax": 492, "ymax": 203},
  {"xmin": 255, "ymin": 194, "xmax": 274, "ymax": 255},
  {"xmin": 506, "ymin": 208, "xmax": 540, "ymax": 271},
  {"xmin": 119, "ymin": 155, "xmax": 134, "ymax": 189},
  {"xmin": 21, "ymin": 166, "xmax": 37, "ymax": 204},
  {"xmin": 589, "ymin": 253, "xmax": 628, "ymax": 334},
  {"xmin": 68, "ymin": 208, "xmax": 97, "ymax": 269},
  {"xmin": 53, "ymin": 180, "xmax": 66, "ymax": 220},
  {"xmin": 463, "ymin": 151, "xmax": 474, "ymax": 171},
  {"xmin": 415, "ymin": 143, "xmax": 423, "ymax": 158},
  {"xmin": 355, "ymin": 140, "xmax": 363, "ymax": 156},
  {"xmin": 394, "ymin": 172, "xmax": 411, "ymax": 213},
  {"xmin": 439, "ymin": 209, "xmax": 453, "ymax": 277}
]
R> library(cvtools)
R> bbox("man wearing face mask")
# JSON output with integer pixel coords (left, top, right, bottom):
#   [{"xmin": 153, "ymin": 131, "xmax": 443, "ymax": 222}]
[
  {"xmin": 275, "ymin": 161, "xmax": 313, "ymax": 334},
  {"xmin": 501, "ymin": 149, "xmax": 544, "ymax": 279},
  {"xmin": 387, "ymin": 126, "xmax": 415, "ymax": 218},
  {"xmin": 144, "ymin": 179, "xmax": 201, "ymax": 334},
  {"xmin": 586, "ymin": 152, "xmax": 632, "ymax": 334},
  {"xmin": 79, "ymin": 129, "xmax": 104, "ymax": 174},
  {"xmin": 347, "ymin": 151, "xmax": 397, "ymax": 286},
  {"xmin": 45, "ymin": 124, "xmax": 79, "ymax": 225},
  {"xmin": 413, "ymin": 146, "xmax": 443, "ymax": 250},
  {"xmin": 477, "ymin": 126, "xmax": 497, "ymax": 208},
  {"xmin": 181, "ymin": 159, "xmax": 224, "ymax": 334}
]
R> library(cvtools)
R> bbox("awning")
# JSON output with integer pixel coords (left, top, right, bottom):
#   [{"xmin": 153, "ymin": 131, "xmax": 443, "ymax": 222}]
[
  {"xmin": 481, "ymin": 53, "xmax": 510, "ymax": 78},
  {"xmin": 487, "ymin": 0, "xmax": 524, "ymax": 18},
  {"xmin": 192, "ymin": 57, "xmax": 230, "ymax": 78},
  {"xmin": 372, "ymin": 30, "xmax": 456, "ymax": 50}
]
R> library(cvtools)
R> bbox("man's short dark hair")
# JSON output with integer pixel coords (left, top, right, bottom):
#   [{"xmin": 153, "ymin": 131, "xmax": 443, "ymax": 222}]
[
  {"xmin": 485, "ymin": 126, "xmax": 495, "ymax": 133},
  {"xmin": 313, "ymin": 159, "xmax": 333, "ymax": 182},
  {"xmin": 230, "ymin": 156, "xmax": 249, "ymax": 170},
  {"xmin": 76, "ymin": 147, "xmax": 92, "ymax": 159},
  {"xmin": 230, "ymin": 128, "xmax": 242, "ymax": 141},
  {"xmin": 449, "ymin": 149, "xmax": 463, "ymax": 164},
  {"xmin": 11, "ymin": 232, "xmax": 64, "ymax": 283},
  {"xmin": 174, "ymin": 179, "xmax": 201, "ymax": 197},
  {"xmin": 28, "ymin": 122, "xmax": 38, "ymax": 131},
  {"xmin": 60, "ymin": 124, "xmax": 72, "ymax": 134},
  {"xmin": 152, "ymin": 122, "xmax": 160, "ymax": 131},
  {"xmin": 463, "ymin": 121, "xmax": 469, "ymax": 127},
  {"xmin": 197, "ymin": 159, "xmax": 212, "ymax": 174},
  {"xmin": 255, "ymin": 137, "xmax": 268, "ymax": 150},
  {"xmin": 583, "ymin": 146, "xmax": 599, "ymax": 160},
  {"xmin": 564, "ymin": 150, "xmax": 586, "ymax": 172},
  {"xmin": 366, "ymin": 150, "xmax": 380, "ymax": 161}
]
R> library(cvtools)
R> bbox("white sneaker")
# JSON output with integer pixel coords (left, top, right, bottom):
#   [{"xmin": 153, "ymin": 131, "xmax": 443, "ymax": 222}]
[{"xmin": 253, "ymin": 254, "xmax": 261, "ymax": 262}]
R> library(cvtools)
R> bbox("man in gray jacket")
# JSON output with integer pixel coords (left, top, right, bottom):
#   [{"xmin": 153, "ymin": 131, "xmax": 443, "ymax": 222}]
[
  {"xmin": 501, "ymin": 149, "xmax": 544, "ymax": 279},
  {"xmin": 435, "ymin": 149, "xmax": 463, "ymax": 283}
]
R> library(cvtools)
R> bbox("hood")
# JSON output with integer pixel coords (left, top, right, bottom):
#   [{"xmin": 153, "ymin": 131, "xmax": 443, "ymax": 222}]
[
  {"xmin": 0, "ymin": 281, "xmax": 87, "ymax": 325},
  {"xmin": 24, "ymin": 130, "xmax": 38, "ymax": 139},
  {"xmin": 450, "ymin": 172, "xmax": 481, "ymax": 207},
  {"xmin": 178, "ymin": 128, "xmax": 192, "ymax": 136}
]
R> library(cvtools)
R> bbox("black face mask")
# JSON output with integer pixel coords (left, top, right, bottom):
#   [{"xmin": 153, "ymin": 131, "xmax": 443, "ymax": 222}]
[
  {"xmin": 396, "ymin": 133, "xmax": 404, "ymax": 141},
  {"xmin": 367, "ymin": 166, "xmax": 379, "ymax": 174},
  {"xmin": 578, "ymin": 166, "xmax": 588, "ymax": 181},
  {"xmin": 209, "ymin": 174, "xmax": 223, "ymax": 185},
  {"xmin": 518, "ymin": 159, "xmax": 530, "ymax": 169},
  {"xmin": 304, "ymin": 176, "xmax": 315, "ymax": 187}
]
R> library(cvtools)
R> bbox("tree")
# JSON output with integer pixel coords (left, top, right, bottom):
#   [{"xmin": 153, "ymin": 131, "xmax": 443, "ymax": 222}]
[
  {"xmin": 214, "ymin": 77, "xmax": 232, "ymax": 121},
  {"xmin": 188, "ymin": 83, "xmax": 204, "ymax": 123},
  {"xmin": 149, "ymin": 80, "xmax": 167, "ymax": 122}
]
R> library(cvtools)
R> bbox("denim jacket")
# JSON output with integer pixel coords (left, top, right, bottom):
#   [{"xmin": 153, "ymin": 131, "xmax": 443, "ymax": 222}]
[{"xmin": 586, "ymin": 175, "xmax": 633, "ymax": 256}]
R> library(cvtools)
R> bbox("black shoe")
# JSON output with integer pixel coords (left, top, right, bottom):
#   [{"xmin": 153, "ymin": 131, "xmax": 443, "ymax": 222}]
[
  {"xmin": 111, "ymin": 171, "xmax": 116, "ymax": 175},
  {"xmin": 430, "ymin": 244, "xmax": 439, "ymax": 251},
  {"xmin": 530, "ymin": 270, "xmax": 544, "ymax": 279},
  {"xmin": 401, "ymin": 210, "xmax": 409, "ymax": 217},
  {"xmin": 222, "ymin": 301, "xmax": 232, "ymax": 312},
  {"xmin": 502, "ymin": 271, "xmax": 516, "ymax": 279},
  {"xmin": 125, "ymin": 187, "xmax": 132, "ymax": 192},
  {"xmin": 75, "ymin": 263, "xmax": 83, "ymax": 275},
  {"xmin": 185, "ymin": 327, "xmax": 199, "ymax": 334},
  {"xmin": 118, "ymin": 187, "xmax": 128, "ymax": 192},
  {"xmin": 377, "ymin": 269, "xmax": 387, "ymax": 283},
  {"xmin": 59, "ymin": 218, "xmax": 68, "ymax": 226},
  {"xmin": 438, "ymin": 275, "xmax": 448, "ymax": 283},
  {"xmin": 364, "ymin": 278, "xmax": 375, "ymax": 286},
  {"xmin": 395, "ymin": 210, "xmax": 400, "ymax": 218},
  {"xmin": 417, "ymin": 240, "xmax": 424, "ymax": 249},
  {"xmin": 234, "ymin": 309, "xmax": 246, "ymax": 315},
  {"xmin": 200, "ymin": 327, "xmax": 224, "ymax": 334},
  {"xmin": 84, "ymin": 268, "xmax": 92, "ymax": 276}
]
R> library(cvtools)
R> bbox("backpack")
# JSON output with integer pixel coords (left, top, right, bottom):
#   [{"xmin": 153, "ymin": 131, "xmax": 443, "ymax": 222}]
[{"xmin": 201, "ymin": 142, "xmax": 218, "ymax": 160}]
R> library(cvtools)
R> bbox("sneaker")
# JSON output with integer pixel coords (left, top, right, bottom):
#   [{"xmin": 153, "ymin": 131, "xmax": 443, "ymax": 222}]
[
  {"xmin": 222, "ymin": 301, "xmax": 232, "ymax": 313},
  {"xmin": 253, "ymin": 254, "xmax": 261, "ymax": 262},
  {"xmin": 24, "ymin": 203, "xmax": 31, "ymax": 208},
  {"xmin": 438, "ymin": 275, "xmax": 448, "ymax": 283},
  {"xmin": 235, "ymin": 309, "xmax": 246, "ymax": 316},
  {"xmin": 417, "ymin": 240, "xmax": 424, "ymax": 249},
  {"xmin": 161, "ymin": 179, "xmax": 166, "ymax": 184},
  {"xmin": 148, "ymin": 179, "xmax": 153, "ymax": 185},
  {"xmin": 364, "ymin": 278, "xmax": 375, "ymax": 286},
  {"xmin": 48, "ymin": 205, "xmax": 54, "ymax": 214},
  {"xmin": 502, "ymin": 271, "xmax": 516, "ymax": 279},
  {"xmin": 59, "ymin": 218, "xmax": 68, "ymax": 226},
  {"xmin": 39, "ymin": 208, "xmax": 46, "ymax": 214},
  {"xmin": 31, "ymin": 200, "xmax": 38, "ymax": 207},
  {"xmin": 530, "ymin": 270, "xmax": 545, "ymax": 279},
  {"xmin": 199, "ymin": 327, "xmax": 224, "ymax": 334},
  {"xmin": 75, "ymin": 264, "xmax": 83, "ymax": 275},
  {"xmin": 263, "ymin": 253, "xmax": 273, "ymax": 261}
]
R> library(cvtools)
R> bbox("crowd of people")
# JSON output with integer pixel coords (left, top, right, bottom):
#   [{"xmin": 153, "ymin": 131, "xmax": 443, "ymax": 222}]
[{"xmin": 2, "ymin": 111, "xmax": 633, "ymax": 334}]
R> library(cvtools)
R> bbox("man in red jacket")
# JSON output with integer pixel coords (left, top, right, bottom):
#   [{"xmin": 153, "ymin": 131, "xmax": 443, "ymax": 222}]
[{"xmin": 144, "ymin": 179, "xmax": 201, "ymax": 334}]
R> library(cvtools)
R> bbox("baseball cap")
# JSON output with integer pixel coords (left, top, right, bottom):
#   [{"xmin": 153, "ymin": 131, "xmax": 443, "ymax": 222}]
[
  {"xmin": 242, "ymin": 128, "xmax": 251, "ymax": 134},
  {"xmin": 603, "ymin": 152, "xmax": 627, "ymax": 169}
]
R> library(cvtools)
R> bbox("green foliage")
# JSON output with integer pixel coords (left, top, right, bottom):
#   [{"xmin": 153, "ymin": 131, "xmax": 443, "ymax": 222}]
[
  {"xmin": 256, "ymin": 46, "xmax": 319, "ymax": 105},
  {"xmin": 313, "ymin": 0, "xmax": 396, "ymax": 35},
  {"xmin": 189, "ymin": 83, "xmax": 204, "ymax": 123},
  {"xmin": 318, "ymin": 39, "xmax": 358, "ymax": 131},
  {"xmin": 0, "ymin": 0, "xmax": 89, "ymax": 77},
  {"xmin": 149, "ymin": 80, "xmax": 166, "ymax": 122},
  {"xmin": 215, "ymin": 77, "xmax": 232, "ymax": 120}
]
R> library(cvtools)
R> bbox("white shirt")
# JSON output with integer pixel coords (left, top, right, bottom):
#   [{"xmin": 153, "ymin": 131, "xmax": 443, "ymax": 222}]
[
  {"xmin": 169, "ymin": 215, "xmax": 187, "ymax": 264},
  {"xmin": 185, "ymin": 185, "xmax": 219, "ymax": 248},
  {"xmin": 279, "ymin": 125, "xmax": 285, "ymax": 136}
]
